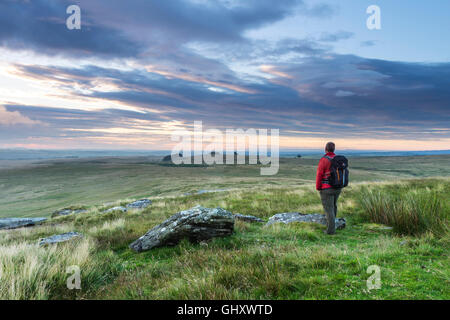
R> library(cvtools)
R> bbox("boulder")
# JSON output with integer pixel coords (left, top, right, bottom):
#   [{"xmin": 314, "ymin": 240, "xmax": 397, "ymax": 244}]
[
  {"xmin": 105, "ymin": 206, "xmax": 127, "ymax": 213},
  {"xmin": 0, "ymin": 217, "xmax": 47, "ymax": 230},
  {"xmin": 234, "ymin": 214, "xmax": 265, "ymax": 223},
  {"xmin": 130, "ymin": 205, "xmax": 234, "ymax": 252},
  {"xmin": 39, "ymin": 232, "xmax": 82, "ymax": 246},
  {"xmin": 265, "ymin": 212, "xmax": 346, "ymax": 230},
  {"xmin": 126, "ymin": 199, "xmax": 152, "ymax": 209}
]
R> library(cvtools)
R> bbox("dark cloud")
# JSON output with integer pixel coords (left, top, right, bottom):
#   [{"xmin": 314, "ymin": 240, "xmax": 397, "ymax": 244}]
[
  {"xmin": 1, "ymin": 1, "xmax": 448, "ymax": 147},
  {"xmin": 79, "ymin": 0, "xmax": 332, "ymax": 43},
  {"xmin": 0, "ymin": 0, "xmax": 325, "ymax": 58},
  {"xmin": 360, "ymin": 40, "xmax": 376, "ymax": 47},
  {"xmin": 319, "ymin": 31, "xmax": 354, "ymax": 42},
  {"xmin": 270, "ymin": 55, "xmax": 450, "ymax": 129},
  {"xmin": 0, "ymin": 0, "xmax": 141, "ymax": 57},
  {"xmin": 9, "ymin": 54, "xmax": 450, "ymax": 140}
]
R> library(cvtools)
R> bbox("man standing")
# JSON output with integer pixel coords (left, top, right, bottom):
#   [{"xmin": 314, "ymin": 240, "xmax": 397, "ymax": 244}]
[{"xmin": 316, "ymin": 142, "xmax": 341, "ymax": 235}]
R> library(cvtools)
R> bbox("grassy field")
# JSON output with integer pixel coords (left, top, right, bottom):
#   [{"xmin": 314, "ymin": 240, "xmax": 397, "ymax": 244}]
[
  {"xmin": 0, "ymin": 155, "xmax": 449, "ymax": 300},
  {"xmin": 0, "ymin": 155, "xmax": 449, "ymax": 218}
]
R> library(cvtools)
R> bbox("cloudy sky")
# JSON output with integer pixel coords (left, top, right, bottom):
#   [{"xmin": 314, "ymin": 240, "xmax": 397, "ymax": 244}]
[{"xmin": 0, "ymin": 0, "xmax": 449, "ymax": 151}]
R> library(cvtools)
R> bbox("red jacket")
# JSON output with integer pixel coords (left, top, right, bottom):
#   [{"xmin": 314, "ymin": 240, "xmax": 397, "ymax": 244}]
[{"xmin": 316, "ymin": 152, "xmax": 335, "ymax": 190}]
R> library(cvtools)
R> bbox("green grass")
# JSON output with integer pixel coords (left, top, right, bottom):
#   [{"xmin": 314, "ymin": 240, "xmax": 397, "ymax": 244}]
[
  {"xmin": 357, "ymin": 184, "xmax": 449, "ymax": 236},
  {"xmin": 0, "ymin": 156, "xmax": 449, "ymax": 300},
  {"xmin": 0, "ymin": 155, "xmax": 448, "ymax": 218}
]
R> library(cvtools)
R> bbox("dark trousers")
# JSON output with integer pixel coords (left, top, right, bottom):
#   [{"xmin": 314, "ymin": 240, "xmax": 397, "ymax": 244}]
[{"xmin": 319, "ymin": 188, "xmax": 341, "ymax": 234}]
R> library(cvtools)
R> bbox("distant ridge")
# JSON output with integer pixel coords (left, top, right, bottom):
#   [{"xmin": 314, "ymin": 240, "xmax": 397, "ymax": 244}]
[{"xmin": 0, "ymin": 149, "xmax": 449, "ymax": 161}]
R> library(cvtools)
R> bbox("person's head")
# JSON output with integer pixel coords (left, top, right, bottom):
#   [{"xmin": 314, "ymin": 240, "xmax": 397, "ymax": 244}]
[{"xmin": 325, "ymin": 142, "xmax": 335, "ymax": 153}]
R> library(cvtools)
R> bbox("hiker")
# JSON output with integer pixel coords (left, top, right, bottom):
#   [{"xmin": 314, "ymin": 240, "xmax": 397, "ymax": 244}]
[{"xmin": 316, "ymin": 142, "xmax": 349, "ymax": 235}]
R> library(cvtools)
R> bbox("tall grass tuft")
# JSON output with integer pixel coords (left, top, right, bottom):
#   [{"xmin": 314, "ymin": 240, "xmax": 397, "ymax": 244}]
[
  {"xmin": 0, "ymin": 238, "xmax": 93, "ymax": 299},
  {"xmin": 357, "ymin": 187, "xmax": 449, "ymax": 236}
]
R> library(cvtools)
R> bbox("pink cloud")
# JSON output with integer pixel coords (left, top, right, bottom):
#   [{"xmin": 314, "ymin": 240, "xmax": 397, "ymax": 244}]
[{"xmin": 0, "ymin": 106, "xmax": 42, "ymax": 126}]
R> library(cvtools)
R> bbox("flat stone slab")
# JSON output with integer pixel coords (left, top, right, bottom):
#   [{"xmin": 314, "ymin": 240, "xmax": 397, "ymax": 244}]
[
  {"xmin": 0, "ymin": 218, "xmax": 47, "ymax": 230},
  {"xmin": 52, "ymin": 208, "xmax": 87, "ymax": 218},
  {"xmin": 234, "ymin": 214, "xmax": 265, "ymax": 223},
  {"xmin": 105, "ymin": 206, "xmax": 128, "ymax": 213},
  {"xmin": 184, "ymin": 189, "xmax": 228, "ymax": 196},
  {"xmin": 130, "ymin": 205, "xmax": 234, "ymax": 252},
  {"xmin": 265, "ymin": 212, "xmax": 346, "ymax": 230},
  {"xmin": 126, "ymin": 199, "xmax": 152, "ymax": 209},
  {"xmin": 39, "ymin": 232, "xmax": 82, "ymax": 246}
]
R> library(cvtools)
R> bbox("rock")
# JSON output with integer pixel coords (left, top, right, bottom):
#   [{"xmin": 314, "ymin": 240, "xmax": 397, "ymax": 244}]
[
  {"xmin": 130, "ymin": 205, "xmax": 234, "ymax": 252},
  {"xmin": 184, "ymin": 189, "xmax": 228, "ymax": 196},
  {"xmin": 265, "ymin": 212, "xmax": 346, "ymax": 230},
  {"xmin": 52, "ymin": 208, "xmax": 87, "ymax": 218},
  {"xmin": 105, "ymin": 206, "xmax": 127, "ymax": 213},
  {"xmin": 162, "ymin": 153, "xmax": 182, "ymax": 162},
  {"xmin": 0, "ymin": 217, "xmax": 47, "ymax": 230},
  {"xmin": 52, "ymin": 209, "xmax": 72, "ymax": 217},
  {"xmin": 126, "ymin": 199, "xmax": 152, "ymax": 209},
  {"xmin": 234, "ymin": 214, "xmax": 265, "ymax": 223},
  {"xmin": 39, "ymin": 232, "xmax": 82, "ymax": 246}
]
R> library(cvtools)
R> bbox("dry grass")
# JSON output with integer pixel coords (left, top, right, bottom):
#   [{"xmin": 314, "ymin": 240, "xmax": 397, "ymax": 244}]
[
  {"xmin": 357, "ymin": 182, "xmax": 449, "ymax": 236},
  {"xmin": 0, "ymin": 238, "xmax": 93, "ymax": 299},
  {"xmin": 0, "ymin": 174, "xmax": 448, "ymax": 300}
]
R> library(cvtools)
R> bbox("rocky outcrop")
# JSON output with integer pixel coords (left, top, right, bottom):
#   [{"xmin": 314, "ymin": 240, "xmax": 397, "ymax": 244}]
[
  {"xmin": 0, "ymin": 217, "xmax": 47, "ymax": 230},
  {"xmin": 39, "ymin": 232, "xmax": 82, "ymax": 246},
  {"xmin": 130, "ymin": 205, "xmax": 234, "ymax": 252},
  {"xmin": 162, "ymin": 153, "xmax": 182, "ymax": 162},
  {"xmin": 265, "ymin": 212, "xmax": 346, "ymax": 230},
  {"xmin": 105, "ymin": 206, "xmax": 127, "ymax": 213},
  {"xmin": 234, "ymin": 214, "xmax": 265, "ymax": 223},
  {"xmin": 126, "ymin": 199, "xmax": 152, "ymax": 209},
  {"xmin": 52, "ymin": 208, "xmax": 87, "ymax": 218}
]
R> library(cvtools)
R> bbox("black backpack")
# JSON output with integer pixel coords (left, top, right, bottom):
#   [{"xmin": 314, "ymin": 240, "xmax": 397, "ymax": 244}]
[{"xmin": 324, "ymin": 155, "xmax": 349, "ymax": 188}]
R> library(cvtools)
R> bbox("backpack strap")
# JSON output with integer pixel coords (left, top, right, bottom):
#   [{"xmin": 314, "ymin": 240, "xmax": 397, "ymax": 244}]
[{"xmin": 321, "ymin": 155, "xmax": 333, "ymax": 185}]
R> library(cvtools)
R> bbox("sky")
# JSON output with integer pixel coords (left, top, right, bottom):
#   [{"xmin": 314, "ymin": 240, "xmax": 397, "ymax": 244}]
[{"xmin": 0, "ymin": 0, "xmax": 449, "ymax": 151}]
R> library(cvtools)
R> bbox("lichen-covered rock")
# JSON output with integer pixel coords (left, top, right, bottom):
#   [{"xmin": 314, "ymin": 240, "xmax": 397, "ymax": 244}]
[
  {"xmin": 265, "ymin": 212, "xmax": 346, "ymax": 230},
  {"xmin": 126, "ymin": 199, "xmax": 152, "ymax": 209},
  {"xmin": 0, "ymin": 217, "xmax": 47, "ymax": 230},
  {"xmin": 39, "ymin": 232, "xmax": 82, "ymax": 246},
  {"xmin": 184, "ymin": 189, "xmax": 228, "ymax": 196},
  {"xmin": 130, "ymin": 205, "xmax": 234, "ymax": 252},
  {"xmin": 105, "ymin": 206, "xmax": 127, "ymax": 213},
  {"xmin": 52, "ymin": 208, "xmax": 87, "ymax": 218},
  {"xmin": 234, "ymin": 214, "xmax": 265, "ymax": 223}
]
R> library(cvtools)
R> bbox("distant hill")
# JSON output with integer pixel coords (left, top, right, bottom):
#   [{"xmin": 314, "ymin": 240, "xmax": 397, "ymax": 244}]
[{"xmin": 0, "ymin": 149, "xmax": 449, "ymax": 160}]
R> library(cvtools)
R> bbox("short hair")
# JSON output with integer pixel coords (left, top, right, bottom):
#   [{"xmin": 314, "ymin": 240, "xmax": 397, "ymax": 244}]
[{"xmin": 325, "ymin": 142, "xmax": 335, "ymax": 153}]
